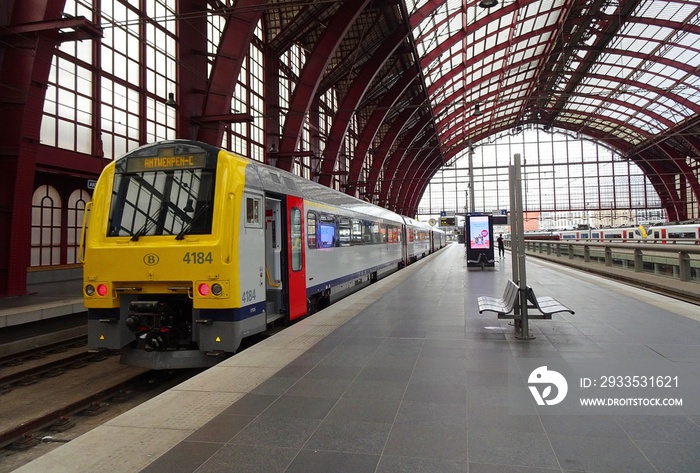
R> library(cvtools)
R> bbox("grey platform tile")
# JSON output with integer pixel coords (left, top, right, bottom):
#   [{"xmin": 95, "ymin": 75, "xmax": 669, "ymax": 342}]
[
  {"xmin": 467, "ymin": 404, "xmax": 543, "ymax": 433},
  {"xmin": 139, "ymin": 440, "xmax": 222, "ymax": 473},
  {"xmin": 357, "ymin": 366, "xmax": 413, "ymax": 382},
  {"xmin": 230, "ymin": 416, "xmax": 320, "ymax": 449},
  {"xmin": 410, "ymin": 365, "xmax": 468, "ymax": 386},
  {"xmin": 427, "ymin": 329, "xmax": 468, "ymax": 340},
  {"xmin": 419, "ymin": 344, "xmax": 468, "ymax": 359},
  {"xmin": 284, "ymin": 376, "xmax": 353, "ymax": 398},
  {"xmin": 249, "ymin": 376, "xmax": 297, "ymax": 395},
  {"xmin": 286, "ymin": 449, "xmax": 379, "ymax": 473},
  {"xmin": 316, "ymin": 351, "xmax": 374, "ymax": 367},
  {"xmin": 185, "ymin": 414, "xmax": 255, "ymax": 443},
  {"xmin": 260, "ymin": 395, "xmax": 337, "ymax": 419},
  {"xmin": 635, "ymin": 440, "xmax": 700, "ymax": 473},
  {"xmin": 404, "ymin": 382, "xmax": 467, "ymax": 404},
  {"xmin": 383, "ymin": 424, "xmax": 468, "ymax": 462},
  {"xmin": 395, "ymin": 400, "xmax": 467, "ymax": 427},
  {"xmin": 194, "ymin": 444, "xmax": 297, "ymax": 473},
  {"xmin": 646, "ymin": 344, "xmax": 700, "ymax": 363},
  {"xmin": 273, "ymin": 363, "xmax": 314, "ymax": 378},
  {"xmin": 468, "ymin": 429, "xmax": 559, "ymax": 470},
  {"xmin": 305, "ymin": 419, "xmax": 392, "ymax": 454},
  {"xmin": 614, "ymin": 415, "xmax": 700, "ymax": 443},
  {"xmin": 540, "ymin": 414, "xmax": 627, "ymax": 439},
  {"xmin": 375, "ymin": 337, "xmax": 425, "ymax": 355},
  {"xmin": 326, "ymin": 397, "xmax": 400, "ymax": 423},
  {"xmin": 468, "ymin": 463, "xmax": 560, "ymax": 473},
  {"xmin": 304, "ymin": 364, "xmax": 362, "ymax": 380},
  {"xmin": 219, "ymin": 393, "xmax": 278, "ymax": 416},
  {"xmin": 388, "ymin": 327, "xmax": 429, "ymax": 338},
  {"xmin": 548, "ymin": 434, "xmax": 655, "ymax": 472},
  {"xmin": 364, "ymin": 353, "xmax": 420, "ymax": 369},
  {"xmin": 343, "ymin": 378, "xmax": 408, "ymax": 400},
  {"xmin": 376, "ymin": 455, "xmax": 467, "ymax": 473}
]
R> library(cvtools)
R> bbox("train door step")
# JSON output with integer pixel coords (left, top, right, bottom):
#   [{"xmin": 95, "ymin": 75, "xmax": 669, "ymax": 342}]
[{"xmin": 266, "ymin": 312, "xmax": 285, "ymax": 324}]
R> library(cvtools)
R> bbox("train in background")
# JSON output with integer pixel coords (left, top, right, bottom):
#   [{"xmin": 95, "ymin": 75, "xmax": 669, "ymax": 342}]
[
  {"xmin": 521, "ymin": 222, "xmax": 700, "ymax": 243},
  {"xmin": 80, "ymin": 140, "xmax": 445, "ymax": 370}
]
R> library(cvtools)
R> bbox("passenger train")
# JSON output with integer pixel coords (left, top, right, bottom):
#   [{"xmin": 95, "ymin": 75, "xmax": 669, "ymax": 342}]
[
  {"xmin": 80, "ymin": 140, "xmax": 445, "ymax": 369},
  {"xmin": 523, "ymin": 223, "xmax": 700, "ymax": 243}
]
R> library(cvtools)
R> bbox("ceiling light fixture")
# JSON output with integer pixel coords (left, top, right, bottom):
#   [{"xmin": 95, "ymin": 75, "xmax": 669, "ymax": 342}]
[
  {"xmin": 473, "ymin": 103, "xmax": 483, "ymax": 117},
  {"xmin": 479, "ymin": 0, "xmax": 498, "ymax": 8}
]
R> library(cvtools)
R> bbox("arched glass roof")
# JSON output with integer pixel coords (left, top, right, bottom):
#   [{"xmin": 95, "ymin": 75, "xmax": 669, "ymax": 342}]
[{"xmin": 406, "ymin": 0, "xmax": 700, "ymax": 162}]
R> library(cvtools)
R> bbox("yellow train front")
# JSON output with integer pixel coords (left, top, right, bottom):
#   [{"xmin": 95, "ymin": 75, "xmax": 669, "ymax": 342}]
[{"xmin": 82, "ymin": 140, "xmax": 260, "ymax": 369}]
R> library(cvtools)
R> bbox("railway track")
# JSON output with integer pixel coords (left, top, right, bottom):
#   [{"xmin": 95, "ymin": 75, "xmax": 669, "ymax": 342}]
[{"xmin": 0, "ymin": 335, "xmax": 203, "ymax": 456}]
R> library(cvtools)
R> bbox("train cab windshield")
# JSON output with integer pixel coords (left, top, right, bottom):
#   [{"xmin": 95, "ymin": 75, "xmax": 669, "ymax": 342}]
[{"xmin": 107, "ymin": 142, "xmax": 217, "ymax": 239}]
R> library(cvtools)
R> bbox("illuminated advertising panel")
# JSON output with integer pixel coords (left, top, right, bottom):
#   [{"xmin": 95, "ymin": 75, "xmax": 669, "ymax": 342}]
[{"xmin": 470, "ymin": 215, "xmax": 490, "ymax": 249}]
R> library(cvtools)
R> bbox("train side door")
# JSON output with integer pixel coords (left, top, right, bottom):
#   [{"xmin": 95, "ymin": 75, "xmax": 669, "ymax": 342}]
[
  {"xmin": 401, "ymin": 225, "xmax": 408, "ymax": 266},
  {"xmin": 285, "ymin": 195, "xmax": 307, "ymax": 321},
  {"xmin": 264, "ymin": 197, "xmax": 284, "ymax": 323}
]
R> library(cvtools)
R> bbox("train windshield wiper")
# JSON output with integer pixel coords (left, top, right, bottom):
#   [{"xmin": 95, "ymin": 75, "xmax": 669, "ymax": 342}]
[
  {"xmin": 131, "ymin": 204, "xmax": 164, "ymax": 241},
  {"xmin": 175, "ymin": 203, "xmax": 210, "ymax": 240}
]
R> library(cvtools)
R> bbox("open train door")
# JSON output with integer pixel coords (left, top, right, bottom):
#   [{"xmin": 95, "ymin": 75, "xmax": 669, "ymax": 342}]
[{"xmin": 264, "ymin": 195, "xmax": 306, "ymax": 323}]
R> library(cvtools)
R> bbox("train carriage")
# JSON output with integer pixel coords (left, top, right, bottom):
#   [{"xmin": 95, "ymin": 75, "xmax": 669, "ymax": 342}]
[{"xmin": 81, "ymin": 140, "xmax": 436, "ymax": 369}]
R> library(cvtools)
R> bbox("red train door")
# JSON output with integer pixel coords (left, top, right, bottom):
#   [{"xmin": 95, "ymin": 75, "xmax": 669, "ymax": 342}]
[{"xmin": 286, "ymin": 195, "xmax": 306, "ymax": 321}]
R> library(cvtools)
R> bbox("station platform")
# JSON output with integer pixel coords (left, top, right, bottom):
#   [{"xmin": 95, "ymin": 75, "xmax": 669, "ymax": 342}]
[
  {"xmin": 0, "ymin": 279, "xmax": 84, "ymax": 329},
  {"xmin": 13, "ymin": 243, "xmax": 700, "ymax": 472}
]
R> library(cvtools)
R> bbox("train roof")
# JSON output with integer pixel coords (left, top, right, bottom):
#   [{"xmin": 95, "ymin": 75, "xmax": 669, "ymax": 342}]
[{"xmin": 232, "ymin": 147, "xmax": 406, "ymax": 224}]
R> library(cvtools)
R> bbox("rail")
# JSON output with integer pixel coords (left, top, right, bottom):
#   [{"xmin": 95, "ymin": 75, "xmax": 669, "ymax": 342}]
[{"xmin": 505, "ymin": 238, "xmax": 700, "ymax": 301}]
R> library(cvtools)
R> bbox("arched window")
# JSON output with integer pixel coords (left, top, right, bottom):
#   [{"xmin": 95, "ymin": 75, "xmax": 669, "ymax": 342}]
[
  {"xmin": 67, "ymin": 189, "xmax": 90, "ymax": 264},
  {"xmin": 31, "ymin": 185, "xmax": 62, "ymax": 266}
]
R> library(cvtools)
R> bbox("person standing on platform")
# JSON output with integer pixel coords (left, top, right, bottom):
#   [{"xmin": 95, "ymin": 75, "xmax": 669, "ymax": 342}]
[{"xmin": 497, "ymin": 233, "xmax": 505, "ymax": 258}]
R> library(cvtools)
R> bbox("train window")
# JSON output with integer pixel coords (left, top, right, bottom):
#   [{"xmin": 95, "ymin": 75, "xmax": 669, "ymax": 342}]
[
  {"xmin": 669, "ymin": 232, "xmax": 694, "ymax": 239},
  {"xmin": 291, "ymin": 208, "xmax": 302, "ymax": 271},
  {"xmin": 108, "ymin": 167, "xmax": 215, "ymax": 238},
  {"xmin": 351, "ymin": 219, "xmax": 363, "ymax": 245},
  {"xmin": 307, "ymin": 212, "xmax": 317, "ymax": 248},
  {"xmin": 318, "ymin": 215, "xmax": 336, "ymax": 249},
  {"xmin": 338, "ymin": 218, "xmax": 351, "ymax": 246},
  {"xmin": 245, "ymin": 195, "xmax": 262, "ymax": 227},
  {"xmin": 388, "ymin": 225, "xmax": 401, "ymax": 243},
  {"xmin": 362, "ymin": 221, "xmax": 372, "ymax": 243}
]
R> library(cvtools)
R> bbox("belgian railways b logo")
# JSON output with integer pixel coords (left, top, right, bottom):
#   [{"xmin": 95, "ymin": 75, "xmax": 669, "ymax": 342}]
[{"xmin": 143, "ymin": 253, "xmax": 160, "ymax": 266}]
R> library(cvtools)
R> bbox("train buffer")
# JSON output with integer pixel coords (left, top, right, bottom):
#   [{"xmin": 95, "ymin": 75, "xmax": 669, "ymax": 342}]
[{"xmin": 477, "ymin": 280, "xmax": 574, "ymax": 319}]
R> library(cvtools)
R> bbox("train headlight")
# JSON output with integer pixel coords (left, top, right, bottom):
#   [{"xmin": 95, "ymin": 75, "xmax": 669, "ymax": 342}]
[
  {"xmin": 198, "ymin": 283, "xmax": 211, "ymax": 296},
  {"xmin": 97, "ymin": 284, "xmax": 109, "ymax": 297},
  {"xmin": 85, "ymin": 285, "xmax": 95, "ymax": 296},
  {"xmin": 211, "ymin": 283, "xmax": 223, "ymax": 296}
]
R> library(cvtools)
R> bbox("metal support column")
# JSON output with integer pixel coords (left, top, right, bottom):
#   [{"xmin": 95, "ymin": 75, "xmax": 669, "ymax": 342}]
[{"xmin": 512, "ymin": 153, "xmax": 534, "ymax": 340}]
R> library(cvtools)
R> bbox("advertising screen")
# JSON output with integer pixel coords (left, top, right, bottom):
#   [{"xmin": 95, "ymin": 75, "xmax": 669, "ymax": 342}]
[{"xmin": 469, "ymin": 216, "xmax": 490, "ymax": 249}]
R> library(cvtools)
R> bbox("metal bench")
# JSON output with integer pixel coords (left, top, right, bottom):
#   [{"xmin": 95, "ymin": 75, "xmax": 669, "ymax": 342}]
[
  {"xmin": 467, "ymin": 252, "xmax": 495, "ymax": 269},
  {"xmin": 526, "ymin": 286, "xmax": 575, "ymax": 318},
  {"xmin": 477, "ymin": 280, "xmax": 519, "ymax": 317},
  {"xmin": 477, "ymin": 281, "xmax": 575, "ymax": 320}
]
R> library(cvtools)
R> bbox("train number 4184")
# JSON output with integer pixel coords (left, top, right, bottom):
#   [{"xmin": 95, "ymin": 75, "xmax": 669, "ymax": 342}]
[{"xmin": 182, "ymin": 252, "xmax": 213, "ymax": 264}]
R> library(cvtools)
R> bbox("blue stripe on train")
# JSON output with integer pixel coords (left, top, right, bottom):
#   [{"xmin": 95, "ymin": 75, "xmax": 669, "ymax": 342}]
[{"xmin": 306, "ymin": 259, "xmax": 400, "ymax": 296}]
